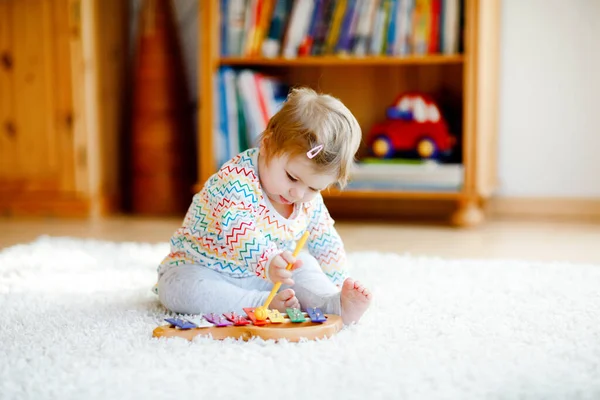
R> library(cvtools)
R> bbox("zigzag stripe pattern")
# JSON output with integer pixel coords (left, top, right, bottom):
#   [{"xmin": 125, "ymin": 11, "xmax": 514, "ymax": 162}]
[{"xmin": 157, "ymin": 148, "xmax": 348, "ymax": 286}]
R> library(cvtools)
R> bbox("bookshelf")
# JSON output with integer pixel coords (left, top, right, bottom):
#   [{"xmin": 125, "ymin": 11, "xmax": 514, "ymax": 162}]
[{"xmin": 198, "ymin": 0, "xmax": 500, "ymax": 227}]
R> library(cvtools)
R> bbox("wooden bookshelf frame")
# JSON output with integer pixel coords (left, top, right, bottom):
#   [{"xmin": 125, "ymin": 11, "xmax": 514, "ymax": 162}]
[
  {"xmin": 198, "ymin": 0, "xmax": 500, "ymax": 226},
  {"xmin": 219, "ymin": 54, "xmax": 464, "ymax": 66}
]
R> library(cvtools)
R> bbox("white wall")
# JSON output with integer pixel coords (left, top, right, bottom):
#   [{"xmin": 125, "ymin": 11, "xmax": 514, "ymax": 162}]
[{"xmin": 498, "ymin": 0, "xmax": 600, "ymax": 197}]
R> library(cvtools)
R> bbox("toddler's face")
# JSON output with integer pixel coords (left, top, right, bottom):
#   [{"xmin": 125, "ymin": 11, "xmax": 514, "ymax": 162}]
[{"xmin": 259, "ymin": 152, "xmax": 336, "ymax": 206}]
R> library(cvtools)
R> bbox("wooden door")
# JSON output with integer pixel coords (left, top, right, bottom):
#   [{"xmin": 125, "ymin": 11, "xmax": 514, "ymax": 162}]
[
  {"xmin": 0, "ymin": 0, "xmax": 129, "ymax": 217},
  {"xmin": 0, "ymin": 0, "xmax": 84, "ymax": 215}
]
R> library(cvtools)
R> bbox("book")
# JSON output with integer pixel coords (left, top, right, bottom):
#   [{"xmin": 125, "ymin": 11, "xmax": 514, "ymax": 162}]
[
  {"xmin": 352, "ymin": 0, "xmax": 379, "ymax": 56},
  {"xmin": 226, "ymin": 0, "xmax": 248, "ymax": 56},
  {"xmin": 282, "ymin": 0, "xmax": 315, "ymax": 58},
  {"xmin": 221, "ymin": 0, "xmax": 460, "ymax": 58},
  {"xmin": 349, "ymin": 160, "xmax": 463, "ymax": 190},
  {"xmin": 441, "ymin": 0, "xmax": 460, "ymax": 54},
  {"xmin": 262, "ymin": 0, "xmax": 294, "ymax": 57},
  {"xmin": 216, "ymin": 68, "xmax": 288, "ymax": 153}
]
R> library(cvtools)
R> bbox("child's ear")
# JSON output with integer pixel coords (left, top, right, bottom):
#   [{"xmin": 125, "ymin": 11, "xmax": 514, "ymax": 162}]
[{"xmin": 260, "ymin": 130, "xmax": 272, "ymax": 149}]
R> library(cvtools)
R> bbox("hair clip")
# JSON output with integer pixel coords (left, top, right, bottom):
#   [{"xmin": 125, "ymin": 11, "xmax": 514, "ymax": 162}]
[{"xmin": 307, "ymin": 144, "xmax": 323, "ymax": 159}]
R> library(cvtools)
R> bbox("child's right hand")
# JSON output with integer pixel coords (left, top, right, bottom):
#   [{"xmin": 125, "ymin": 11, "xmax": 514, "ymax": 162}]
[{"xmin": 268, "ymin": 251, "xmax": 303, "ymax": 285}]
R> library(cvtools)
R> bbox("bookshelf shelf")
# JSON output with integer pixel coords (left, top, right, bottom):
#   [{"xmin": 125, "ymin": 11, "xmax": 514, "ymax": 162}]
[
  {"xmin": 323, "ymin": 189, "xmax": 463, "ymax": 201},
  {"xmin": 219, "ymin": 55, "xmax": 464, "ymax": 67},
  {"xmin": 199, "ymin": 0, "xmax": 501, "ymax": 226}
]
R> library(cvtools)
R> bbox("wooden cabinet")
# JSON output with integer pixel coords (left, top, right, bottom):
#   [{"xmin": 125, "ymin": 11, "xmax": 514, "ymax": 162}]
[
  {"xmin": 0, "ymin": 0, "xmax": 128, "ymax": 217},
  {"xmin": 198, "ymin": 0, "xmax": 501, "ymax": 226}
]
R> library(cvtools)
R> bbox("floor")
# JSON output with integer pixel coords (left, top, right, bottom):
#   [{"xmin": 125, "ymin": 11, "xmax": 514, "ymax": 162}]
[{"xmin": 1, "ymin": 216, "xmax": 599, "ymax": 264}]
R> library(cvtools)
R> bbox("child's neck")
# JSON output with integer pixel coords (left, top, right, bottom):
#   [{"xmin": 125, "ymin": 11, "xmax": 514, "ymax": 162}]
[{"xmin": 272, "ymin": 201, "xmax": 294, "ymax": 219}]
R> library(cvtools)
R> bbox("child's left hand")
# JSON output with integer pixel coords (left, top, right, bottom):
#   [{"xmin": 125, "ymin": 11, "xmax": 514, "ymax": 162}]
[{"xmin": 268, "ymin": 251, "xmax": 303, "ymax": 285}]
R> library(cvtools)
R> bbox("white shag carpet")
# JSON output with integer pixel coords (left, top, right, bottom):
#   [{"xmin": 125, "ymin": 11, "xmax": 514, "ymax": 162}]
[{"xmin": 1, "ymin": 237, "xmax": 600, "ymax": 400}]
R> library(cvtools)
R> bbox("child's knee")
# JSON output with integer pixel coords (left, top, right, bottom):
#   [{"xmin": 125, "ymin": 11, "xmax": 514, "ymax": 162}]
[
  {"xmin": 296, "ymin": 252, "xmax": 321, "ymax": 272},
  {"xmin": 157, "ymin": 266, "xmax": 207, "ymax": 314}
]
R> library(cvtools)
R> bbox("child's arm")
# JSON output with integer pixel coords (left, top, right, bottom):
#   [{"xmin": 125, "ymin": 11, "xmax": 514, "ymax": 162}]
[
  {"xmin": 215, "ymin": 204, "xmax": 279, "ymax": 280},
  {"xmin": 305, "ymin": 194, "xmax": 348, "ymax": 286},
  {"xmin": 207, "ymin": 165, "xmax": 279, "ymax": 280}
]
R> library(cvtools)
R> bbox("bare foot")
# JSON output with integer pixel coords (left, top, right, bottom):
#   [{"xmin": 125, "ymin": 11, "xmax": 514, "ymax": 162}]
[
  {"xmin": 341, "ymin": 278, "xmax": 372, "ymax": 325},
  {"xmin": 270, "ymin": 288, "xmax": 300, "ymax": 312}
]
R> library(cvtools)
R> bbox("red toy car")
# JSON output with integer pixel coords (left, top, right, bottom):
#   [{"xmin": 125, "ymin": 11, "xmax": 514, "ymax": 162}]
[{"xmin": 366, "ymin": 93, "xmax": 455, "ymax": 159}]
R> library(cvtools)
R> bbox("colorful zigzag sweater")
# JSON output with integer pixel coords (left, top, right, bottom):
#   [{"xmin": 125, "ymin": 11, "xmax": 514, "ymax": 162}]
[{"xmin": 157, "ymin": 148, "xmax": 347, "ymax": 285}]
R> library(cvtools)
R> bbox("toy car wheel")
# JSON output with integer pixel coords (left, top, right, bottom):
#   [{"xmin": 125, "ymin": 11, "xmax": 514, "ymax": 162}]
[
  {"xmin": 416, "ymin": 137, "xmax": 437, "ymax": 159},
  {"xmin": 372, "ymin": 135, "xmax": 394, "ymax": 158}
]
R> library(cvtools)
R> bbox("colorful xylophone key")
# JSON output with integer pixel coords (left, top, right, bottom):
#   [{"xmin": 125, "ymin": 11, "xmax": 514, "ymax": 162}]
[
  {"xmin": 164, "ymin": 317, "xmax": 197, "ymax": 330},
  {"xmin": 286, "ymin": 308, "xmax": 306, "ymax": 323},
  {"xmin": 223, "ymin": 312, "xmax": 251, "ymax": 326},
  {"xmin": 243, "ymin": 308, "xmax": 269, "ymax": 326},
  {"xmin": 306, "ymin": 307, "xmax": 327, "ymax": 323},
  {"xmin": 267, "ymin": 309, "xmax": 285, "ymax": 323},
  {"xmin": 203, "ymin": 313, "xmax": 233, "ymax": 327}
]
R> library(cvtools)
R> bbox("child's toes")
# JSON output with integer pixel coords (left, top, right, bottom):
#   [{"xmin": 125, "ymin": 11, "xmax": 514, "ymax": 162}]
[{"xmin": 343, "ymin": 278, "xmax": 355, "ymax": 291}]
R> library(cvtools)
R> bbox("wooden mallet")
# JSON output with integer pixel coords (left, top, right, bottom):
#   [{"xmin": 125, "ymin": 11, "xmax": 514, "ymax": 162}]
[{"xmin": 253, "ymin": 231, "xmax": 310, "ymax": 321}]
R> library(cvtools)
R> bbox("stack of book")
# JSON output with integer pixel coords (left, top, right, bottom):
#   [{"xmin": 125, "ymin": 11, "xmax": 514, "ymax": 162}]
[
  {"xmin": 214, "ymin": 68, "xmax": 289, "ymax": 167},
  {"xmin": 348, "ymin": 158, "xmax": 463, "ymax": 191},
  {"xmin": 221, "ymin": 0, "xmax": 462, "ymax": 59}
]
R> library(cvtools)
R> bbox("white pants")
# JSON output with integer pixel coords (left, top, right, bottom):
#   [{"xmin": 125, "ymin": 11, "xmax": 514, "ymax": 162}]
[{"xmin": 158, "ymin": 252, "xmax": 342, "ymax": 316}]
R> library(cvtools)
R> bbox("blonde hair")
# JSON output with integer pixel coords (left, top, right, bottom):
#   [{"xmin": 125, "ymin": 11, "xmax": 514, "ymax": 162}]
[{"xmin": 260, "ymin": 87, "xmax": 361, "ymax": 188}]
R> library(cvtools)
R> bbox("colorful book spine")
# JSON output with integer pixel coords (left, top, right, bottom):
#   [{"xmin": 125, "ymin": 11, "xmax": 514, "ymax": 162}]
[
  {"xmin": 369, "ymin": 0, "xmax": 386, "ymax": 55},
  {"xmin": 352, "ymin": 0, "xmax": 379, "ymax": 56},
  {"xmin": 428, "ymin": 0, "xmax": 441, "ymax": 53},
  {"xmin": 222, "ymin": 67, "xmax": 240, "ymax": 158},
  {"xmin": 251, "ymin": 0, "xmax": 275, "ymax": 56},
  {"xmin": 335, "ymin": 0, "xmax": 357, "ymax": 54},
  {"xmin": 298, "ymin": 0, "xmax": 324, "ymax": 56},
  {"xmin": 441, "ymin": 0, "xmax": 460, "ymax": 54},
  {"xmin": 262, "ymin": 0, "xmax": 293, "ymax": 57},
  {"xmin": 311, "ymin": 0, "xmax": 335, "ymax": 55},
  {"xmin": 394, "ymin": 0, "xmax": 414, "ymax": 55},
  {"xmin": 220, "ymin": 0, "xmax": 229, "ymax": 55},
  {"xmin": 216, "ymin": 71, "xmax": 229, "ymax": 166},
  {"xmin": 412, "ymin": 0, "xmax": 431, "ymax": 55},
  {"xmin": 324, "ymin": 0, "xmax": 347, "ymax": 54},
  {"xmin": 282, "ymin": 0, "xmax": 315, "ymax": 58},
  {"xmin": 226, "ymin": 0, "xmax": 247, "ymax": 56},
  {"xmin": 385, "ymin": 0, "xmax": 399, "ymax": 55}
]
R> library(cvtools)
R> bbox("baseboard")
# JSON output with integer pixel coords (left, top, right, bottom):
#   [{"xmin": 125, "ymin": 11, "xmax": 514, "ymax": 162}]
[
  {"xmin": 325, "ymin": 197, "xmax": 458, "ymax": 222},
  {"xmin": 487, "ymin": 197, "xmax": 600, "ymax": 220},
  {"xmin": 0, "ymin": 191, "xmax": 90, "ymax": 218}
]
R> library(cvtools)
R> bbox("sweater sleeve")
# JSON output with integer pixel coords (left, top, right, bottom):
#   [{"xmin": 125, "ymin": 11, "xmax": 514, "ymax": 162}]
[
  {"xmin": 305, "ymin": 194, "xmax": 348, "ymax": 285},
  {"xmin": 207, "ymin": 164, "xmax": 279, "ymax": 280}
]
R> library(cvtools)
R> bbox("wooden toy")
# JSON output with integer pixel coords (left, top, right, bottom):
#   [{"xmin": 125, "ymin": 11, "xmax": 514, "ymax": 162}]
[
  {"xmin": 152, "ymin": 231, "xmax": 343, "ymax": 342},
  {"xmin": 254, "ymin": 231, "xmax": 310, "ymax": 321},
  {"xmin": 153, "ymin": 313, "xmax": 342, "ymax": 342}
]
